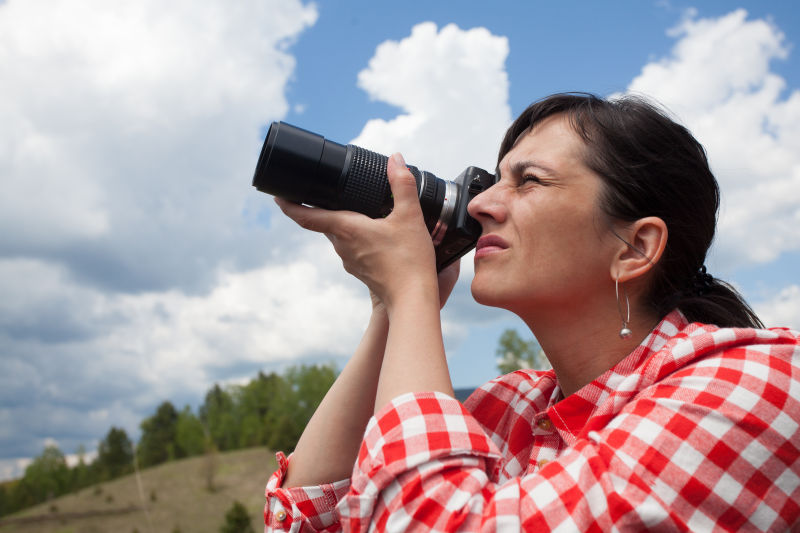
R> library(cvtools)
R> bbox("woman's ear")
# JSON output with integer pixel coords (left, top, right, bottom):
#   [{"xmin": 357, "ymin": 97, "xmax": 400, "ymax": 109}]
[{"xmin": 611, "ymin": 216, "xmax": 668, "ymax": 283}]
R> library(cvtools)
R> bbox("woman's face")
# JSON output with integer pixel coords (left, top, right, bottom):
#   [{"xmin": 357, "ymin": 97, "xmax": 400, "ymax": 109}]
[{"xmin": 467, "ymin": 114, "xmax": 620, "ymax": 316}]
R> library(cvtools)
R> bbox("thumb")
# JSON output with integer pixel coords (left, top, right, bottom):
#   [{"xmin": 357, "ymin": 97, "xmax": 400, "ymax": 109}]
[{"xmin": 386, "ymin": 153, "xmax": 420, "ymax": 216}]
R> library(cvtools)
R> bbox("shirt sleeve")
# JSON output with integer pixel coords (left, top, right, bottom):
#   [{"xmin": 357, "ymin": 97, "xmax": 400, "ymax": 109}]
[
  {"xmin": 264, "ymin": 451, "xmax": 351, "ymax": 532},
  {"xmin": 337, "ymin": 377, "xmax": 800, "ymax": 532}
]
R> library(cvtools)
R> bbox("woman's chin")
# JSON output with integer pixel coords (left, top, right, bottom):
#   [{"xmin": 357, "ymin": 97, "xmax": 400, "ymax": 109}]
[{"xmin": 470, "ymin": 278, "xmax": 508, "ymax": 308}]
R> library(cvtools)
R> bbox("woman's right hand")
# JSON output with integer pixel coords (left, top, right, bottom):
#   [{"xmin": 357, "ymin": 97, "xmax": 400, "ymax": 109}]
[{"xmin": 276, "ymin": 153, "xmax": 438, "ymax": 314}]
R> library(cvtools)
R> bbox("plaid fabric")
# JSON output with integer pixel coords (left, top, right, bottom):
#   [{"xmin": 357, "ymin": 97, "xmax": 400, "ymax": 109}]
[
  {"xmin": 266, "ymin": 311, "xmax": 800, "ymax": 531},
  {"xmin": 265, "ymin": 451, "xmax": 351, "ymax": 531}
]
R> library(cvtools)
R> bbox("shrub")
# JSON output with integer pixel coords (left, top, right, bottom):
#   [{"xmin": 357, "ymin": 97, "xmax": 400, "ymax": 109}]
[{"xmin": 220, "ymin": 500, "xmax": 254, "ymax": 533}]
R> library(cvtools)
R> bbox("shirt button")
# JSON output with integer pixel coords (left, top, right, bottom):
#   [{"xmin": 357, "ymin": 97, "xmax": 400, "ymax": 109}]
[
  {"xmin": 537, "ymin": 417, "xmax": 553, "ymax": 431},
  {"xmin": 275, "ymin": 509, "xmax": 287, "ymax": 522},
  {"xmin": 537, "ymin": 459, "xmax": 549, "ymax": 468}
]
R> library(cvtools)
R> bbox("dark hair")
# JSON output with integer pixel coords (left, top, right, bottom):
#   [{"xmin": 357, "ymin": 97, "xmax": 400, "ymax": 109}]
[{"xmin": 500, "ymin": 93, "xmax": 763, "ymax": 329}]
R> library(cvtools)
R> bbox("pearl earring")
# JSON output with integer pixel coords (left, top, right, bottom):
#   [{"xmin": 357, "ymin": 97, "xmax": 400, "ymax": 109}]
[{"xmin": 616, "ymin": 277, "xmax": 632, "ymax": 339}]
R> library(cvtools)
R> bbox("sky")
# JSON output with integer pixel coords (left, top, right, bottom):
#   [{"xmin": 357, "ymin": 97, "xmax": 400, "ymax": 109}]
[{"xmin": 1, "ymin": 0, "xmax": 799, "ymax": 480}]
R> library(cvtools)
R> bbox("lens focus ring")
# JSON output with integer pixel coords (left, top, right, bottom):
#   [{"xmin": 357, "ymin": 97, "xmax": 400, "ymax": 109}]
[{"xmin": 340, "ymin": 146, "xmax": 390, "ymax": 218}]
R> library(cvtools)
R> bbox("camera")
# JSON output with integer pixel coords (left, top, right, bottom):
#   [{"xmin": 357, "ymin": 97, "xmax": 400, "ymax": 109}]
[{"xmin": 252, "ymin": 122, "xmax": 496, "ymax": 270}]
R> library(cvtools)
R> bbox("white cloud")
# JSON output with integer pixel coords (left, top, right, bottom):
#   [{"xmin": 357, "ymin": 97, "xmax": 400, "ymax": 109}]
[
  {"xmin": 102, "ymin": 243, "xmax": 370, "ymax": 393},
  {"xmin": 755, "ymin": 285, "xmax": 800, "ymax": 330},
  {"xmin": 344, "ymin": 22, "xmax": 515, "ymax": 345},
  {"xmin": 0, "ymin": 0, "xmax": 318, "ymax": 292},
  {"xmin": 352, "ymin": 22, "xmax": 512, "ymax": 178},
  {"xmin": 0, "ymin": 9, "xmax": 517, "ymax": 475},
  {"xmin": 0, "ymin": 244, "xmax": 369, "ymax": 462},
  {"xmin": 0, "ymin": 459, "xmax": 32, "ymax": 484},
  {"xmin": 2, "ymin": 245, "xmax": 368, "ymax": 391},
  {"xmin": 626, "ymin": 9, "xmax": 800, "ymax": 269},
  {"xmin": 0, "ymin": 0, "xmax": 322, "ymax": 468},
  {"xmin": 0, "ymin": 448, "xmax": 97, "ymax": 483}
]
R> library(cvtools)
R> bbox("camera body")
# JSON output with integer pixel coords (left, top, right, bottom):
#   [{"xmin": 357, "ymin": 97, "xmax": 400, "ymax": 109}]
[{"xmin": 252, "ymin": 121, "xmax": 496, "ymax": 270}]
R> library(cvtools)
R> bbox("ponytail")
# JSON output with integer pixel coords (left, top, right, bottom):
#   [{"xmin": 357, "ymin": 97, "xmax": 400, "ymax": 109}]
[{"xmin": 654, "ymin": 266, "xmax": 763, "ymax": 329}]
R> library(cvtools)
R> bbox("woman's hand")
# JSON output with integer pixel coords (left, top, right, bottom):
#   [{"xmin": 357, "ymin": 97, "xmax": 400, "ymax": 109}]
[{"xmin": 276, "ymin": 153, "xmax": 439, "ymax": 312}]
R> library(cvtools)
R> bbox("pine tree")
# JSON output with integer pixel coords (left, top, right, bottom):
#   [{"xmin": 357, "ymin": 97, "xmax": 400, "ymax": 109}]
[
  {"xmin": 138, "ymin": 401, "xmax": 179, "ymax": 467},
  {"xmin": 175, "ymin": 406, "xmax": 206, "ymax": 457},
  {"xmin": 220, "ymin": 500, "xmax": 254, "ymax": 533},
  {"xmin": 97, "ymin": 427, "xmax": 133, "ymax": 479}
]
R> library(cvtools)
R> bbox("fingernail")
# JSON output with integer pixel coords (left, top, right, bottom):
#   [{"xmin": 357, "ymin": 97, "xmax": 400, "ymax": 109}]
[{"xmin": 390, "ymin": 152, "xmax": 405, "ymax": 167}]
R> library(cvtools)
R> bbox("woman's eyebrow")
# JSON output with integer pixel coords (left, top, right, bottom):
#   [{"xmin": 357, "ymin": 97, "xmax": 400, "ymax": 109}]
[{"xmin": 506, "ymin": 159, "xmax": 557, "ymax": 177}]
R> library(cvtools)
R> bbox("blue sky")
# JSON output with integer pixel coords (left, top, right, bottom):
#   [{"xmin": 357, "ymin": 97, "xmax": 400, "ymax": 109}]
[
  {"xmin": 285, "ymin": 1, "xmax": 800, "ymax": 133},
  {"xmin": 0, "ymin": 0, "xmax": 798, "ymax": 479}
]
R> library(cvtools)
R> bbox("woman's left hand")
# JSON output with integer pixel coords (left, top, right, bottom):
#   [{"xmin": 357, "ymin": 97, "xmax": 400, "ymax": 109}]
[{"xmin": 275, "ymin": 152, "xmax": 438, "ymax": 311}]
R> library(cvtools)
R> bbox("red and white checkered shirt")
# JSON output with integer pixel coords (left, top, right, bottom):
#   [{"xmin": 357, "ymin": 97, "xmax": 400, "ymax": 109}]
[{"xmin": 265, "ymin": 311, "xmax": 800, "ymax": 531}]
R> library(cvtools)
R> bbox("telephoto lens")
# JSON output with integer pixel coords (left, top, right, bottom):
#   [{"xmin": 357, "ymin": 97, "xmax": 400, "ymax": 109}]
[{"xmin": 252, "ymin": 121, "xmax": 495, "ymax": 270}]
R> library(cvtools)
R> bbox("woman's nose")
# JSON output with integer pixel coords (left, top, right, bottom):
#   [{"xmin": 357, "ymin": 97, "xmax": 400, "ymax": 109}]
[{"xmin": 467, "ymin": 184, "xmax": 506, "ymax": 224}]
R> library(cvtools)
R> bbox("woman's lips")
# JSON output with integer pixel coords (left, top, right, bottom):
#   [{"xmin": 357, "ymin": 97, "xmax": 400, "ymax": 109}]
[{"xmin": 474, "ymin": 234, "xmax": 509, "ymax": 258}]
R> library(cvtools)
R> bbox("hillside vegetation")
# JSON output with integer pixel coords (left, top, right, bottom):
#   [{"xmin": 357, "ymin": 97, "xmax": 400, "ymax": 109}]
[
  {"xmin": 0, "ymin": 447, "xmax": 275, "ymax": 533},
  {"xmin": 1, "ymin": 364, "xmax": 337, "ymax": 518}
]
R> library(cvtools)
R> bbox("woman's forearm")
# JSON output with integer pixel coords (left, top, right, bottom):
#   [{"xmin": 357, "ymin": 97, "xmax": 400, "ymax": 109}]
[
  {"xmin": 282, "ymin": 308, "xmax": 389, "ymax": 487},
  {"xmin": 374, "ymin": 285, "xmax": 454, "ymax": 414},
  {"xmin": 275, "ymin": 152, "xmax": 458, "ymax": 486}
]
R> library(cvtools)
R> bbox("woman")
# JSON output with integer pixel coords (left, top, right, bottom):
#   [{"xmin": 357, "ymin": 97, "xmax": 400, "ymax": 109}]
[{"xmin": 264, "ymin": 93, "xmax": 800, "ymax": 531}]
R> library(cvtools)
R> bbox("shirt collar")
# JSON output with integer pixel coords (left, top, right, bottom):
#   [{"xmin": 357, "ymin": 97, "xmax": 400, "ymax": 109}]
[{"xmin": 547, "ymin": 310, "xmax": 689, "ymax": 443}]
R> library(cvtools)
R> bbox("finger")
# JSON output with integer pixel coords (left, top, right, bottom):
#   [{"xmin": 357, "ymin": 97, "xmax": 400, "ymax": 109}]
[
  {"xmin": 386, "ymin": 153, "xmax": 421, "ymax": 216},
  {"xmin": 275, "ymin": 197, "xmax": 351, "ymax": 235}
]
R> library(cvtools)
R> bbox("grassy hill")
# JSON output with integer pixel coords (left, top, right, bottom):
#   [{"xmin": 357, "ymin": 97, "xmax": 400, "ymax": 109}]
[{"xmin": 0, "ymin": 447, "xmax": 277, "ymax": 533}]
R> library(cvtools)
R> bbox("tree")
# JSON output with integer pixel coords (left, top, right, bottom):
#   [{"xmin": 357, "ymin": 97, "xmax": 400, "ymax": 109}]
[
  {"xmin": 175, "ymin": 406, "xmax": 206, "ymax": 457},
  {"xmin": 236, "ymin": 372, "xmax": 285, "ymax": 448},
  {"xmin": 200, "ymin": 385, "xmax": 238, "ymax": 451},
  {"xmin": 96, "ymin": 427, "xmax": 133, "ymax": 479},
  {"xmin": 220, "ymin": 500, "xmax": 254, "ymax": 533},
  {"xmin": 16, "ymin": 445, "xmax": 71, "ymax": 505},
  {"xmin": 69, "ymin": 444, "xmax": 94, "ymax": 489},
  {"xmin": 263, "ymin": 364, "xmax": 336, "ymax": 453},
  {"xmin": 138, "ymin": 401, "xmax": 179, "ymax": 467},
  {"xmin": 0, "ymin": 483, "xmax": 8, "ymax": 516},
  {"xmin": 288, "ymin": 364, "xmax": 336, "ymax": 422},
  {"xmin": 496, "ymin": 329, "xmax": 550, "ymax": 374}
]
